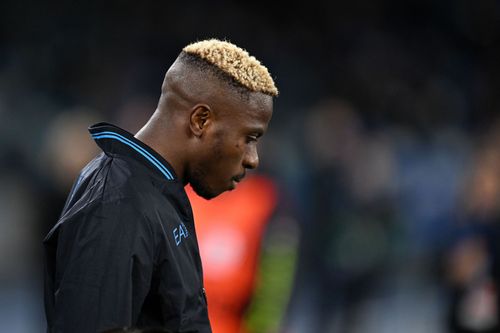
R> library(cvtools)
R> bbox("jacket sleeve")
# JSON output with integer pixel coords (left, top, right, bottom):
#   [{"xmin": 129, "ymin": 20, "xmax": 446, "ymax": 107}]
[{"xmin": 51, "ymin": 198, "xmax": 156, "ymax": 333}]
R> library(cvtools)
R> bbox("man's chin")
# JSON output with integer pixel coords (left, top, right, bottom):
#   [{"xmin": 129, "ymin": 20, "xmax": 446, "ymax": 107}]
[{"xmin": 190, "ymin": 184, "xmax": 221, "ymax": 200}]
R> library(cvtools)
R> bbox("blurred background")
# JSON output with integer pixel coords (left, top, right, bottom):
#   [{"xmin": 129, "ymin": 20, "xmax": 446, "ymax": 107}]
[{"xmin": 1, "ymin": 0, "xmax": 500, "ymax": 332}]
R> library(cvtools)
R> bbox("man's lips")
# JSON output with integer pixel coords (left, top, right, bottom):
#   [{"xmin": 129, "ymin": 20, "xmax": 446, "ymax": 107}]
[
  {"xmin": 232, "ymin": 173, "xmax": 245, "ymax": 183},
  {"xmin": 230, "ymin": 173, "xmax": 246, "ymax": 189}
]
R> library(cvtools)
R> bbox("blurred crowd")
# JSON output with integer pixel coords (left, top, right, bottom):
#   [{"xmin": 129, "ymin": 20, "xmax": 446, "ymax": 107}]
[{"xmin": 1, "ymin": 0, "xmax": 500, "ymax": 332}]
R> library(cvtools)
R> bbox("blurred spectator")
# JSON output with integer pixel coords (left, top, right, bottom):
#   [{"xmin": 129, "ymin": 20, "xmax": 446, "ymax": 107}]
[
  {"xmin": 445, "ymin": 120, "xmax": 500, "ymax": 333},
  {"xmin": 283, "ymin": 99, "xmax": 400, "ymax": 332},
  {"xmin": 37, "ymin": 108, "xmax": 101, "ymax": 235},
  {"xmin": 0, "ymin": 145, "xmax": 45, "ymax": 331},
  {"xmin": 187, "ymin": 174, "xmax": 295, "ymax": 333}
]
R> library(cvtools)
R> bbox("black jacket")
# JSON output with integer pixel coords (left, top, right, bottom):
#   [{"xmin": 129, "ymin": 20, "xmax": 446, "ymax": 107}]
[{"xmin": 43, "ymin": 123, "xmax": 211, "ymax": 333}]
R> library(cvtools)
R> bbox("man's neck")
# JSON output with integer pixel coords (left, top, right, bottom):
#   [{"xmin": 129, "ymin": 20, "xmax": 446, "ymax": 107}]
[{"xmin": 135, "ymin": 117, "xmax": 186, "ymax": 183}]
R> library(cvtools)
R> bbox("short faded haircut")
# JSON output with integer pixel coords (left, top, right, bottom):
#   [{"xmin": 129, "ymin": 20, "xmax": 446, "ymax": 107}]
[{"xmin": 181, "ymin": 39, "xmax": 278, "ymax": 97}]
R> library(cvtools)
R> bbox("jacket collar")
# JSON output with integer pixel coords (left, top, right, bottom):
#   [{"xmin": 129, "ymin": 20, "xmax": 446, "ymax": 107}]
[{"xmin": 89, "ymin": 122, "xmax": 177, "ymax": 181}]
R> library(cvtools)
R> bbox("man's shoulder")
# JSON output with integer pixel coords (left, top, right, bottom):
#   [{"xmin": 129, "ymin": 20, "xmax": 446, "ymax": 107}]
[
  {"xmin": 46, "ymin": 154, "xmax": 164, "ymax": 241},
  {"xmin": 79, "ymin": 153, "xmax": 160, "ymax": 201},
  {"xmin": 100, "ymin": 154, "xmax": 189, "ymax": 217},
  {"xmin": 57, "ymin": 154, "xmax": 149, "ymax": 216},
  {"xmin": 53, "ymin": 152, "xmax": 184, "ymax": 233}
]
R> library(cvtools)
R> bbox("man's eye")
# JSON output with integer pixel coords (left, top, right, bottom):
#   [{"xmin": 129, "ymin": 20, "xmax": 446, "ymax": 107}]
[{"xmin": 247, "ymin": 135, "xmax": 258, "ymax": 143}]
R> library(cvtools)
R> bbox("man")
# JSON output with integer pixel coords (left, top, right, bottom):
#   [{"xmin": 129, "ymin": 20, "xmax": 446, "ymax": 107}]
[{"xmin": 43, "ymin": 39, "xmax": 278, "ymax": 333}]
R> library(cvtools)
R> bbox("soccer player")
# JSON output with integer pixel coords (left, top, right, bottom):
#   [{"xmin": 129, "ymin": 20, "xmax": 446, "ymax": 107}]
[{"xmin": 43, "ymin": 39, "xmax": 278, "ymax": 333}]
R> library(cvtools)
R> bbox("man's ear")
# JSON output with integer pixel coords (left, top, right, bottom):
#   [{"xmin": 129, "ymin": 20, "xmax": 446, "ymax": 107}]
[{"xmin": 189, "ymin": 104, "xmax": 212, "ymax": 137}]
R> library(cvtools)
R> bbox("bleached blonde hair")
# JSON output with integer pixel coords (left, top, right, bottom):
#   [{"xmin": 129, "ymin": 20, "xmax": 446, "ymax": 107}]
[{"xmin": 182, "ymin": 39, "xmax": 278, "ymax": 97}]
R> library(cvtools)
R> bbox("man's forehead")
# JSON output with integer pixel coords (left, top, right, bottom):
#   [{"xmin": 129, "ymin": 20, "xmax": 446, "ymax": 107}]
[
  {"xmin": 228, "ymin": 93, "xmax": 273, "ymax": 130},
  {"xmin": 248, "ymin": 91, "xmax": 273, "ymax": 110},
  {"xmin": 230, "ymin": 91, "xmax": 272, "ymax": 117}
]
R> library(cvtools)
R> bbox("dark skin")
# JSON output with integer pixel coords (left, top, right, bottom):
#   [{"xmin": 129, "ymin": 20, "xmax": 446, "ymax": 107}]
[{"xmin": 135, "ymin": 57, "xmax": 274, "ymax": 199}]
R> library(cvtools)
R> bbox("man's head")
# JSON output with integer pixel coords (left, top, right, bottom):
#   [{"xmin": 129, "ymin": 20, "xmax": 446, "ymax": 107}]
[{"xmin": 146, "ymin": 39, "xmax": 278, "ymax": 199}]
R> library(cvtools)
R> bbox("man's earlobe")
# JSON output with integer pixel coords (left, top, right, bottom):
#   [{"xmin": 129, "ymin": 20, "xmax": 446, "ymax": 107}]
[{"xmin": 190, "ymin": 104, "xmax": 212, "ymax": 137}]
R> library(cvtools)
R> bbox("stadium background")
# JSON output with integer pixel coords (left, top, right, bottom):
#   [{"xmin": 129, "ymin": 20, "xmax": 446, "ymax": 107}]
[{"xmin": 1, "ymin": 0, "xmax": 500, "ymax": 332}]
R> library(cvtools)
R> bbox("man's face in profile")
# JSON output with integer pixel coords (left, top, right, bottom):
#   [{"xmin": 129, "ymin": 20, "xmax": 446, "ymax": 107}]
[{"xmin": 189, "ymin": 92, "xmax": 273, "ymax": 199}]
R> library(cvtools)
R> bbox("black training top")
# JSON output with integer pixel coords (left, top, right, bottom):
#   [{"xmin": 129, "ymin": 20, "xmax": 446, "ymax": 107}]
[{"xmin": 43, "ymin": 122, "xmax": 211, "ymax": 333}]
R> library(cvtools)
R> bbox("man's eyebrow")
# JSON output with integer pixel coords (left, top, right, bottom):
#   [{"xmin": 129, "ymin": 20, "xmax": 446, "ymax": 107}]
[{"xmin": 250, "ymin": 129, "xmax": 264, "ymax": 137}]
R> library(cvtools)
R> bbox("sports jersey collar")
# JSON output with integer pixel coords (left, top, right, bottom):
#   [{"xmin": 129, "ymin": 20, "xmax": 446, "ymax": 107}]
[{"xmin": 89, "ymin": 122, "xmax": 177, "ymax": 181}]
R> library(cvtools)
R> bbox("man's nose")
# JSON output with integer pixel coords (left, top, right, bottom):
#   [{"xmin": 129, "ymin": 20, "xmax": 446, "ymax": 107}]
[{"xmin": 243, "ymin": 146, "xmax": 259, "ymax": 170}]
